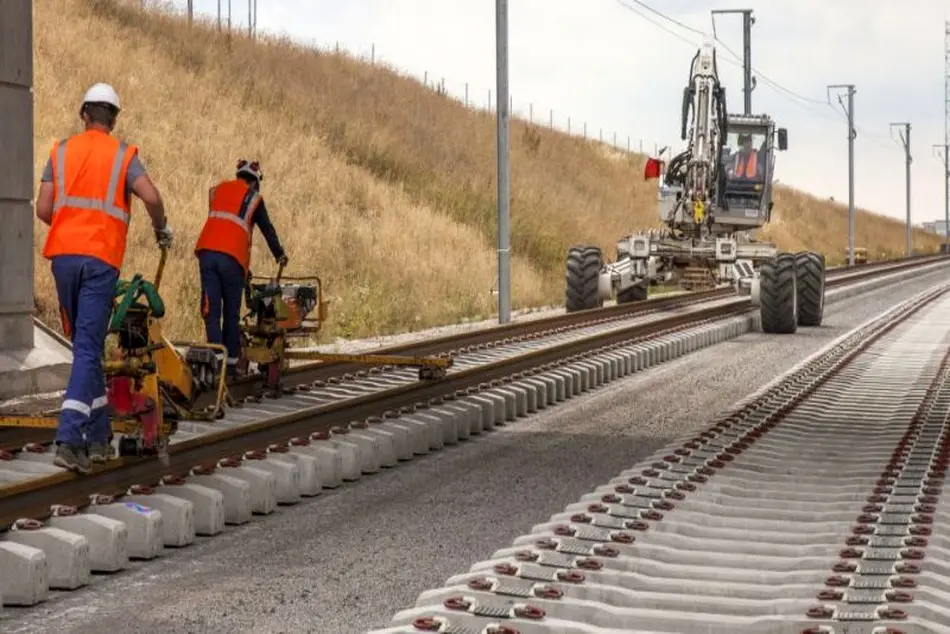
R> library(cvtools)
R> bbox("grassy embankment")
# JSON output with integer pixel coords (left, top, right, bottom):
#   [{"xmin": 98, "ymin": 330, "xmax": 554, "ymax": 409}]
[{"xmin": 31, "ymin": 0, "xmax": 943, "ymax": 343}]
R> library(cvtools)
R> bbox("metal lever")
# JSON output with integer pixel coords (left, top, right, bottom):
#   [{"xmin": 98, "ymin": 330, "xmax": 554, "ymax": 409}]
[{"xmin": 154, "ymin": 246, "xmax": 168, "ymax": 291}]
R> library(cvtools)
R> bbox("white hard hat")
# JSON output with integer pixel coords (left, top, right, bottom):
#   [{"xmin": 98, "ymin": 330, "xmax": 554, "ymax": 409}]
[{"xmin": 82, "ymin": 83, "xmax": 121, "ymax": 111}]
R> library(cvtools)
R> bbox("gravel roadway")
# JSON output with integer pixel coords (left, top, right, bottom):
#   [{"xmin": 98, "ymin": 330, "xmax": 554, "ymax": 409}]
[{"xmin": 4, "ymin": 269, "xmax": 949, "ymax": 634}]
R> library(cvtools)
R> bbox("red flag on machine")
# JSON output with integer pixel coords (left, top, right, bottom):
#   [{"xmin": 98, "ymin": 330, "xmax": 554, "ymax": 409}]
[{"xmin": 644, "ymin": 157, "xmax": 664, "ymax": 180}]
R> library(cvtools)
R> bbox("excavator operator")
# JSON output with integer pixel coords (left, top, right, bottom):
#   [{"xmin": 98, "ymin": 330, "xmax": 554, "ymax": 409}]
[{"xmin": 730, "ymin": 133, "xmax": 760, "ymax": 180}]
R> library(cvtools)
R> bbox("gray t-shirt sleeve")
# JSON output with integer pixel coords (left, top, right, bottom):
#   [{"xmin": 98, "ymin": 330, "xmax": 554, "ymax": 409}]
[
  {"xmin": 123, "ymin": 153, "xmax": 147, "ymax": 202},
  {"xmin": 125, "ymin": 153, "xmax": 146, "ymax": 188},
  {"xmin": 41, "ymin": 157, "xmax": 53, "ymax": 183}
]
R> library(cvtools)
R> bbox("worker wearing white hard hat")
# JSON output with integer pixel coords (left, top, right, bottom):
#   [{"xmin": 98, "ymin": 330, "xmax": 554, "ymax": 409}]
[
  {"xmin": 80, "ymin": 82, "xmax": 121, "ymax": 111},
  {"xmin": 34, "ymin": 82, "xmax": 174, "ymax": 474}
]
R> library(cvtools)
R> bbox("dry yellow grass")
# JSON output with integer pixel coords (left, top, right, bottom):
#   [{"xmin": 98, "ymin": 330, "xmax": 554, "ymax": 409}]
[{"xmin": 31, "ymin": 0, "xmax": 944, "ymax": 343}]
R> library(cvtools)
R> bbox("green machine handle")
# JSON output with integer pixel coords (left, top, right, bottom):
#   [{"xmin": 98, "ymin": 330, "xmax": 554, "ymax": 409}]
[{"xmin": 110, "ymin": 274, "xmax": 166, "ymax": 332}]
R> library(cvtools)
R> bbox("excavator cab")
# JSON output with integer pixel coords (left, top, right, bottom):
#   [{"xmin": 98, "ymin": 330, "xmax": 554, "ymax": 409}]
[{"xmin": 713, "ymin": 115, "xmax": 786, "ymax": 232}]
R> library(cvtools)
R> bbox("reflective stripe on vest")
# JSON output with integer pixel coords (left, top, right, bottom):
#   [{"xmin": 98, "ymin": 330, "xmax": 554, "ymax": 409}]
[
  {"xmin": 194, "ymin": 180, "xmax": 261, "ymax": 271},
  {"xmin": 52, "ymin": 139, "xmax": 131, "ymax": 226},
  {"xmin": 207, "ymin": 189, "xmax": 260, "ymax": 233}
]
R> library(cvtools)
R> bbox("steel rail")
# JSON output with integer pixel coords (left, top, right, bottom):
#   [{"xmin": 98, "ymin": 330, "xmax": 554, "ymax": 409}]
[
  {"xmin": 1, "ymin": 254, "xmax": 944, "ymax": 527},
  {"xmin": 0, "ymin": 300, "xmax": 754, "ymax": 530},
  {"xmin": 1, "ymin": 255, "xmax": 947, "ymax": 456},
  {"xmin": 185, "ymin": 253, "xmax": 950, "ymax": 412},
  {"xmin": 218, "ymin": 254, "xmax": 950, "ymax": 396}
]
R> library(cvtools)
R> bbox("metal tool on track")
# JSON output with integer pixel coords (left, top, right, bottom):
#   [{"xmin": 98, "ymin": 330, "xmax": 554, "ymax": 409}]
[
  {"xmin": 0, "ymin": 248, "xmax": 230, "ymax": 464},
  {"xmin": 237, "ymin": 261, "xmax": 453, "ymax": 397}
]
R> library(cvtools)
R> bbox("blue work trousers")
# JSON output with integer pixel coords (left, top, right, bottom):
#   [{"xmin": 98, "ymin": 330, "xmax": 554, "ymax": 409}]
[
  {"xmin": 51, "ymin": 255, "xmax": 119, "ymax": 447},
  {"xmin": 198, "ymin": 250, "xmax": 246, "ymax": 366}
]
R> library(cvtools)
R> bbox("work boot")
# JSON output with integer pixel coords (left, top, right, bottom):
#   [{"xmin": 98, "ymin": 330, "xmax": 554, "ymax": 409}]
[
  {"xmin": 53, "ymin": 443, "xmax": 92, "ymax": 474},
  {"xmin": 87, "ymin": 442, "xmax": 115, "ymax": 464}
]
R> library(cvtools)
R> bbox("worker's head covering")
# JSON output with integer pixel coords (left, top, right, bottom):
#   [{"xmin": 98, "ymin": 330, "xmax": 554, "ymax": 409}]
[
  {"xmin": 81, "ymin": 83, "xmax": 121, "ymax": 113},
  {"xmin": 79, "ymin": 83, "xmax": 121, "ymax": 130},
  {"xmin": 236, "ymin": 159, "xmax": 263, "ymax": 183}
]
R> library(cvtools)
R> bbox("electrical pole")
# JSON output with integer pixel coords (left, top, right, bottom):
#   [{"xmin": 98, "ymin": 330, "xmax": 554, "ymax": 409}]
[
  {"xmin": 935, "ymin": 144, "xmax": 949, "ymax": 246},
  {"xmin": 247, "ymin": 0, "xmax": 259, "ymax": 38},
  {"xmin": 828, "ymin": 84, "xmax": 856, "ymax": 266},
  {"xmin": 495, "ymin": 0, "xmax": 511, "ymax": 324},
  {"xmin": 711, "ymin": 9, "xmax": 755, "ymax": 114},
  {"xmin": 187, "ymin": 0, "xmax": 193, "ymax": 23},
  {"xmin": 217, "ymin": 0, "xmax": 221, "ymax": 30},
  {"xmin": 891, "ymin": 123, "xmax": 912, "ymax": 257},
  {"xmin": 740, "ymin": 11, "xmax": 752, "ymax": 114},
  {"xmin": 944, "ymin": 21, "xmax": 950, "ymax": 248}
]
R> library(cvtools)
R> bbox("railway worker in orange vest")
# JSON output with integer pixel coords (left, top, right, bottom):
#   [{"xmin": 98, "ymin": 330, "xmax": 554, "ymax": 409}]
[
  {"xmin": 730, "ymin": 133, "xmax": 759, "ymax": 180},
  {"xmin": 35, "ymin": 83, "xmax": 173, "ymax": 474},
  {"xmin": 194, "ymin": 159, "xmax": 288, "ymax": 379}
]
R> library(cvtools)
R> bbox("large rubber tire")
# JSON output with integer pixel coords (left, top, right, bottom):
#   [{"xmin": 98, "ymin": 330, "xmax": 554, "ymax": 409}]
[
  {"xmin": 565, "ymin": 246, "xmax": 604, "ymax": 312},
  {"xmin": 794, "ymin": 251, "xmax": 825, "ymax": 327},
  {"xmin": 759, "ymin": 252, "xmax": 798, "ymax": 334},
  {"xmin": 617, "ymin": 282, "xmax": 648, "ymax": 304}
]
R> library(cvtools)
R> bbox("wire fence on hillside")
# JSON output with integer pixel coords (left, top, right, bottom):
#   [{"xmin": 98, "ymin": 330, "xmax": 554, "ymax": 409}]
[
  {"xmin": 322, "ymin": 40, "xmax": 662, "ymax": 157},
  {"xmin": 151, "ymin": 1, "xmax": 663, "ymax": 157}
]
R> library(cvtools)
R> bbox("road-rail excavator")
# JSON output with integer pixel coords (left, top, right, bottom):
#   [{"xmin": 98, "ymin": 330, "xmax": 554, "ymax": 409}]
[{"xmin": 565, "ymin": 37, "xmax": 825, "ymax": 334}]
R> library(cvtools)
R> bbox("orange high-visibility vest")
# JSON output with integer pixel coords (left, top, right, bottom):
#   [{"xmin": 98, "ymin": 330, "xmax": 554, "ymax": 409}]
[
  {"xmin": 735, "ymin": 151, "xmax": 758, "ymax": 179},
  {"xmin": 194, "ymin": 179, "xmax": 262, "ymax": 272},
  {"xmin": 42, "ymin": 130, "xmax": 137, "ymax": 270}
]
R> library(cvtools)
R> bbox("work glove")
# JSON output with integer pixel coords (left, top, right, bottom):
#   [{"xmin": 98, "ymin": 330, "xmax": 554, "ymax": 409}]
[
  {"xmin": 155, "ymin": 221, "xmax": 174, "ymax": 249},
  {"xmin": 277, "ymin": 254, "xmax": 289, "ymax": 267}
]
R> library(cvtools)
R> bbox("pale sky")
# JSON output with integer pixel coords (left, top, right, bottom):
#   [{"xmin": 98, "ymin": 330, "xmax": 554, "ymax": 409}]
[{"xmin": 173, "ymin": 0, "xmax": 950, "ymax": 226}]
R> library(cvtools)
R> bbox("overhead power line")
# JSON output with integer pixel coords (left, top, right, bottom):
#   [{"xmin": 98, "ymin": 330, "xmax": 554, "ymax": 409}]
[
  {"xmin": 617, "ymin": 0, "xmax": 820, "ymax": 105},
  {"xmin": 618, "ymin": 0, "xmax": 703, "ymax": 36},
  {"xmin": 613, "ymin": 0, "xmax": 895, "ymax": 148},
  {"xmin": 611, "ymin": 0, "xmax": 698, "ymax": 47}
]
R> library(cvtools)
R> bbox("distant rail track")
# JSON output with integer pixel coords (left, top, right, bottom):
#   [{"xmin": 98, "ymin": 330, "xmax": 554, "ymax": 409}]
[{"xmin": 369, "ymin": 274, "xmax": 950, "ymax": 634}]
